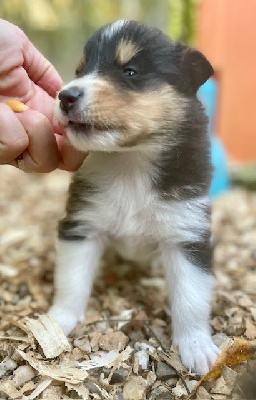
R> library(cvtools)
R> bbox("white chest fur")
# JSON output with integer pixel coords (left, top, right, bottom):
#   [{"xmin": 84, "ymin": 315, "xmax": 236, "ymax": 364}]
[
  {"xmin": 77, "ymin": 152, "xmax": 155, "ymax": 237},
  {"xmin": 74, "ymin": 151, "xmax": 210, "ymax": 250}
]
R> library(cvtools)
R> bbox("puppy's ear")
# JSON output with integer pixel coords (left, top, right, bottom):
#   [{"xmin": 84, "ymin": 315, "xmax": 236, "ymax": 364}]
[{"xmin": 181, "ymin": 48, "xmax": 214, "ymax": 94}]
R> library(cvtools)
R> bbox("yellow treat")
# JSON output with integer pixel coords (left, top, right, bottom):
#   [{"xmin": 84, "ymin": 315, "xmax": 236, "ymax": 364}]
[{"xmin": 6, "ymin": 100, "xmax": 29, "ymax": 112}]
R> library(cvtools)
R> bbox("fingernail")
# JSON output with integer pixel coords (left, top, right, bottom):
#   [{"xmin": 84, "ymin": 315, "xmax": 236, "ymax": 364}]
[{"xmin": 6, "ymin": 100, "xmax": 29, "ymax": 113}]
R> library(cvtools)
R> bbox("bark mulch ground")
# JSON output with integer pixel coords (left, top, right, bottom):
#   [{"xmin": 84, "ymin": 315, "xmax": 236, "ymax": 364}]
[{"xmin": 0, "ymin": 165, "xmax": 255, "ymax": 400}]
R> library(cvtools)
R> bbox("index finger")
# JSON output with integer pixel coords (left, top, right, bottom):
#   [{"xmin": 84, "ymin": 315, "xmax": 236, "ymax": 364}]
[{"xmin": 20, "ymin": 29, "xmax": 62, "ymax": 98}]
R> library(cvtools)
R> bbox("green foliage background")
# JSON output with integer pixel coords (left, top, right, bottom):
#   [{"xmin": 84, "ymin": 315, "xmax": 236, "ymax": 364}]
[{"xmin": 0, "ymin": 0, "xmax": 198, "ymax": 81}]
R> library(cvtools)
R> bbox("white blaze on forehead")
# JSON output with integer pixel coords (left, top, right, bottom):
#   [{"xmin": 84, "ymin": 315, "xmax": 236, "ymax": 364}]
[{"xmin": 102, "ymin": 20, "xmax": 127, "ymax": 39}]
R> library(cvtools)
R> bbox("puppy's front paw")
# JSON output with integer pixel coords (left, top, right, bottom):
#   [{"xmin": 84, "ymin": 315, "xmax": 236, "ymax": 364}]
[
  {"xmin": 175, "ymin": 331, "xmax": 221, "ymax": 375},
  {"xmin": 48, "ymin": 305, "xmax": 79, "ymax": 336}
]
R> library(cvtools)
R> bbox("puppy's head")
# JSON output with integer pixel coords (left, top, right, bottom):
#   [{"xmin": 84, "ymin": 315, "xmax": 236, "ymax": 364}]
[{"xmin": 56, "ymin": 20, "xmax": 213, "ymax": 152}]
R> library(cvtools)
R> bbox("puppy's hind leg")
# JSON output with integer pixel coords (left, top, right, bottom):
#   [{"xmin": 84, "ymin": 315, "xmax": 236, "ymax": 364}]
[
  {"xmin": 162, "ymin": 243, "xmax": 220, "ymax": 375},
  {"xmin": 48, "ymin": 235, "xmax": 104, "ymax": 335}
]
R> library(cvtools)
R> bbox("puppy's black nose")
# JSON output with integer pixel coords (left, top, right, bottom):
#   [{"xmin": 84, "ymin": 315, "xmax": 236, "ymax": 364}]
[{"xmin": 58, "ymin": 87, "xmax": 83, "ymax": 113}]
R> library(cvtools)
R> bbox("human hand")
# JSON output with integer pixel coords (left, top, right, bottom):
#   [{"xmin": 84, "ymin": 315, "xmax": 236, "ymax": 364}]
[{"xmin": 0, "ymin": 19, "xmax": 86, "ymax": 172}]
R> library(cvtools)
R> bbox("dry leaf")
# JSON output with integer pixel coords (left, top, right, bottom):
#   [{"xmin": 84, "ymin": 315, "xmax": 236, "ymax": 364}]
[
  {"xmin": 202, "ymin": 337, "xmax": 256, "ymax": 382},
  {"xmin": 23, "ymin": 315, "xmax": 71, "ymax": 358}
]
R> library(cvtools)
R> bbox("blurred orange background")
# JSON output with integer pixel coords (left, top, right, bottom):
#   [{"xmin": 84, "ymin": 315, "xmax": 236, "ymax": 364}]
[{"xmin": 197, "ymin": 0, "xmax": 256, "ymax": 162}]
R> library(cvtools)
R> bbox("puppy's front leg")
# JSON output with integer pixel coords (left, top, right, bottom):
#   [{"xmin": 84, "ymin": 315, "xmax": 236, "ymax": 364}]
[
  {"xmin": 162, "ymin": 244, "xmax": 220, "ymax": 375},
  {"xmin": 49, "ymin": 237, "xmax": 104, "ymax": 335}
]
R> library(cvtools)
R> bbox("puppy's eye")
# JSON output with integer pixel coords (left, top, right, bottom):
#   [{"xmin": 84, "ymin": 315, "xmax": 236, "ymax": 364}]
[{"xmin": 123, "ymin": 67, "xmax": 137, "ymax": 77}]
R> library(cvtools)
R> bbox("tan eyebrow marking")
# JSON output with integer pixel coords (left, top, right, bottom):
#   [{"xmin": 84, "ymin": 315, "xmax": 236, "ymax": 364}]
[{"xmin": 115, "ymin": 38, "xmax": 139, "ymax": 65}]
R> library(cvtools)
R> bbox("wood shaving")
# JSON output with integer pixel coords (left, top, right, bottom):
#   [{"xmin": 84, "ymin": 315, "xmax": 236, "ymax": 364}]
[
  {"xmin": 0, "ymin": 380, "xmax": 23, "ymax": 399},
  {"xmin": 65, "ymin": 382, "xmax": 90, "ymax": 399},
  {"xmin": 24, "ymin": 378, "xmax": 52, "ymax": 400},
  {"xmin": 17, "ymin": 349, "xmax": 88, "ymax": 384},
  {"xmin": 23, "ymin": 314, "xmax": 71, "ymax": 358},
  {"xmin": 76, "ymin": 350, "xmax": 121, "ymax": 370}
]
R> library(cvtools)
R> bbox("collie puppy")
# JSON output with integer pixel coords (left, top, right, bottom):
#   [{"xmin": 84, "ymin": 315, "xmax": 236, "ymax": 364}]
[{"xmin": 49, "ymin": 20, "xmax": 220, "ymax": 374}]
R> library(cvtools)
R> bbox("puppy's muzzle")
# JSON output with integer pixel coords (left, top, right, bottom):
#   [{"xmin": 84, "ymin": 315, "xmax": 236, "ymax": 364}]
[{"xmin": 59, "ymin": 87, "xmax": 83, "ymax": 113}]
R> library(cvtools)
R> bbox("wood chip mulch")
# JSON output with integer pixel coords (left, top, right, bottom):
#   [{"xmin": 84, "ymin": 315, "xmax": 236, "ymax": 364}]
[{"xmin": 0, "ymin": 165, "xmax": 255, "ymax": 400}]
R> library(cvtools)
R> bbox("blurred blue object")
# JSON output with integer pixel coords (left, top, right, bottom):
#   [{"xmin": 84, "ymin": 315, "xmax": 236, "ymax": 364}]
[{"xmin": 198, "ymin": 79, "xmax": 230, "ymax": 199}]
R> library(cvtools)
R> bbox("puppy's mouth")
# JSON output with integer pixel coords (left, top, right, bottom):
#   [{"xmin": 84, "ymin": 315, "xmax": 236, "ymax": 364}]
[{"xmin": 68, "ymin": 120, "xmax": 106, "ymax": 133}]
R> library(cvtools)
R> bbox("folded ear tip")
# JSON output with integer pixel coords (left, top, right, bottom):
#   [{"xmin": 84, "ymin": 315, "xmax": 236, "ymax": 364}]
[{"xmin": 184, "ymin": 49, "xmax": 214, "ymax": 92}]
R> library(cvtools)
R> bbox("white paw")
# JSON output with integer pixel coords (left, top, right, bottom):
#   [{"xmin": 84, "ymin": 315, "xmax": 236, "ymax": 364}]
[
  {"xmin": 48, "ymin": 305, "xmax": 80, "ymax": 336},
  {"xmin": 175, "ymin": 331, "xmax": 221, "ymax": 375}
]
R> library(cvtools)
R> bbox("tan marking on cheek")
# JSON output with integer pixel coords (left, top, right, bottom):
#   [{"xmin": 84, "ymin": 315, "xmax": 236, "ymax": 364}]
[
  {"xmin": 118, "ymin": 86, "xmax": 186, "ymax": 146},
  {"xmin": 115, "ymin": 39, "xmax": 139, "ymax": 65},
  {"xmin": 90, "ymin": 81, "xmax": 186, "ymax": 147},
  {"xmin": 92, "ymin": 80, "xmax": 133, "ymax": 127}
]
